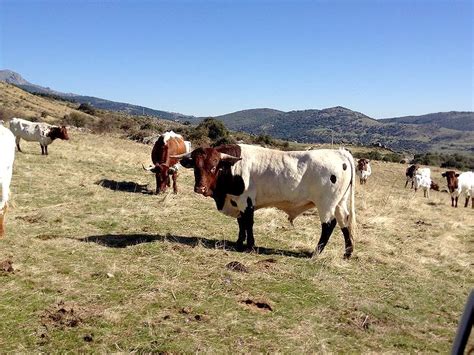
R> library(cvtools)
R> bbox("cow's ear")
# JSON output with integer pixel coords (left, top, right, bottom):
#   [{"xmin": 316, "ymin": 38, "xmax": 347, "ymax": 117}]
[
  {"xmin": 219, "ymin": 153, "xmax": 241, "ymax": 166},
  {"xmin": 455, "ymin": 173, "xmax": 460, "ymax": 177},
  {"xmin": 441, "ymin": 173, "xmax": 446, "ymax": 177},
  {"xmin": 180, "ymin": 156, "xmax": 194, "ymax": 168}
]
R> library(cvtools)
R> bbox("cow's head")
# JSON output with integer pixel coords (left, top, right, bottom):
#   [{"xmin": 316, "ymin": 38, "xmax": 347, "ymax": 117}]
[
  {"xmin": 48, "ymin": 126, "xmax": 69, "ymax": 141},
  {"xmin": 357, "ymin": 159, "xmax": 370, "ymax": 171},
  {"xmin": 441, "ymin": 171, "xmax": 459, "ymax": 193},
  {"xmin": 143, "ymin": 163, "xmax": 176, "ymax": 193},
  {"xmin": 175, "ymin": 147, "xmax": 241, "ymax": 197},
  {"xmin": 430, "ymin": 181, "xmax": 440, "ymax": 191}
]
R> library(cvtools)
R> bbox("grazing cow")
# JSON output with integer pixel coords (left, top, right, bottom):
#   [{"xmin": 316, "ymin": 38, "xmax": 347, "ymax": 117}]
[
  {"xmin": 143, "ymin": 131, "xmax": 191, "ymax": 194},
  {"xmin": 442, "ymin": 170, "xmax": 474, "ymax": 208},
  {"xmin": 9, "ymin": 117, "xmax": 69, "ymax": 155},
  {"xmin": 405, "ymin": 164, "xmax": 419, "ymax": 188},
  {"xmin": 356, "ymin": 159, "xmax": 371, "ymax": 184},
  {"xmin": 0, "ymin": 123, "xmax": 16, "ymax": 237},
  {"xmin": 175, "ymin": 144, "xmax": 356, "ymax": 258},
  {"xmin": 414, "ymin": 170, "xmax": 432, "ymax": 198}
]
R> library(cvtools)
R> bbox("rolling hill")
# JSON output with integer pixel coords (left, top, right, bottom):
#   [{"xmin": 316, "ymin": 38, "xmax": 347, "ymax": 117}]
[
  {"xmin": 0, "ymin": 69, "xmax": 193, "ymax": 121},
  {"xmin": 2, "ymin": 69, "xmax": 473, "ymax": 154},
  {"xmin": 206, "ymin": 107, "xmax": 474, "ymax": 154}
]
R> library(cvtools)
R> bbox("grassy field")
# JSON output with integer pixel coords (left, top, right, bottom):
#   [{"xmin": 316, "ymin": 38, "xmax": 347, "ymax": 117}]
[{"xmin": 0, "ymin": 130, "xmax": 472, "ymax": 352}]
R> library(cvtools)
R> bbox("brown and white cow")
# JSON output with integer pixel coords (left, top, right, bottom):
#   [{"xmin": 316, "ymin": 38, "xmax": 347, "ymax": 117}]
[
  {"xmin": 356, "ymin": 159, "xmax": 371, "ymax": 184},
  {"xmin": 405, "ymin": 164, "xmax": 419, "ymax": 188},
  {"xmin": 442, "ymin": 170, "xmax": 474, "ymax": 208},
  {"xmin": 143, "ymin": 131, "xmax": 191, "ymax": 194},
  {"xmin": 175, "ymin": 144, "xmax": 356, "ymax": 258},
  {"xmin": 10, "ymin": 117, "xmax": 69, "ymax": 155}
]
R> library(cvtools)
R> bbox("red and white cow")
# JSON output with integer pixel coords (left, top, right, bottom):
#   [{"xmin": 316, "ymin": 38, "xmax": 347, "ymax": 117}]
[
  {"xmin": 143, "ymin": 131, "xmax": 191, "ymax": 194},
  {"xmin": 9, "ymin": 117, "xmax": 69, "ymax": 155},
  {"xmin": 175, "ymin": 144, "xmax": 356, "ymax": 258},
  {"xmin": 0, "ymin": 123, "xmax": 16, "ymax": 237},
  {"xmin": 356, "ymin": 159, "xmax": 371, "ymax": 184},
  {"xmin": 442, "ymin": 170, "xmax": 474, "ymax": 208}
]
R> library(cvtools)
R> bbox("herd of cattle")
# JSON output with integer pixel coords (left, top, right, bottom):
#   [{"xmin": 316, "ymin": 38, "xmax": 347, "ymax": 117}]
[{"xmin": 0, "ymin": 118, "xmax": 473, "ymax": 257}]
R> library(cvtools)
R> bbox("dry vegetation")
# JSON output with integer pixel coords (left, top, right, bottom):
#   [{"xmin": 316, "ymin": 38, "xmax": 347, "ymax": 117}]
[{"xmin": 0, "ymin": 129, "xmax": 472, "ymax": 352}]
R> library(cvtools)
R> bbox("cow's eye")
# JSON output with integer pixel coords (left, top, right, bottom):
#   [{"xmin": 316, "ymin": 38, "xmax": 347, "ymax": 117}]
[{"xmin": 210, "ymin": 167, "xmax": 217, "ymax": 174}]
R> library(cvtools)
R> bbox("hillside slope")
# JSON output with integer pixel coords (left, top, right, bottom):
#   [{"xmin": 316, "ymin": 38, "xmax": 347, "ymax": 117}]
[
  {"xmin": 0, "ymin": 69, "xmax": 193, "ymax": 121},
  {"xmin": 209, "ymin": 107, "xmax": 474, "ymax": 154},
  {"xmin": 380, "ymin": 111, "xmax": 474, "ymax": 131}
]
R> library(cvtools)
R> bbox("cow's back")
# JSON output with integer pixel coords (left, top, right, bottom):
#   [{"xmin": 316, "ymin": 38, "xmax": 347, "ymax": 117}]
[
  {"xmin": 9, "ymin": 117, "xmax": 48, "ymax": 142},
  {"xmin": 232, "ymin": 145, "xmax": 353, "ymax": 209},
  {"xmin": 151, "ymin": 135, "xmax": 186, "ymax": 166}
]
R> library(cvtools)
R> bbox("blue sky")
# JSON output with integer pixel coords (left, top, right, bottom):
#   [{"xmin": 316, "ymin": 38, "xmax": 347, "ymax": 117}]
[{"xmin": 0, "ymin": 0, "xmax": 472, "ymax": 118}]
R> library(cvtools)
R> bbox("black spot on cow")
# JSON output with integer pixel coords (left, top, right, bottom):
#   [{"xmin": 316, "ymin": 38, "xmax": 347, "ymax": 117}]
[
  {"xmin": 342, "ymin": 163, "xmax": 347, "ymax": 171},
  {"xmin": 231, "ymin": 200, "xmax": 237, "ymax": 207},
  {"xmin": 330, "ymin": 175, "xmax": 337, "ymax": 184}
]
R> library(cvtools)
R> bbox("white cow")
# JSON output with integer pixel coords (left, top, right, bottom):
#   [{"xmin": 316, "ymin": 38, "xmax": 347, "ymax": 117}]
[
  {"xmin": 176, "ymin": 144, "xmax": 356, "ymax": 258},
  {"xmin": 414, "ymin": 173, "xmax": 432, "ymax": 198},
  {"xmin": 414, "ymin": 168, "xmax": 431, "ymax": 198},
  {"xmin": 9, "ymin": 117, "xmax": 69, "ymax": 155},
  {"xmin": 0, "ymin": 123, "xmax": 16, "ymax": 237}
]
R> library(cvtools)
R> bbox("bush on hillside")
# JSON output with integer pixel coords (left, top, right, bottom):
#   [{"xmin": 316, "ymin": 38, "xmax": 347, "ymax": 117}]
[
  {"xmin": 78, "ymin": 103, "xmax": 96, "ymax": 115},
  {"xmin": 62, "ymin": 112, "xmax": 89, "ymax": 128}
]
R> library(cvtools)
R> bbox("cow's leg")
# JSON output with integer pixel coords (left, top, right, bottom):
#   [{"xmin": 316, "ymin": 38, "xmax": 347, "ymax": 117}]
[
  {"xmin": 45, "ymin": 145, "xmax": 48, "ymax": 155},
  {"xmin": 335, "ymin": 203, "xmax": 354, "ymax": 258},
  {"xmin": 411, "ymin": 180, "xmax": 414, "ymax": 189},
  {"xmin": 155, "ymin": 174, "xmax": 160, "ymax": 194},
  {"xmin": 464, "ymin": 196, "xmax": 469, "ymax": 208},
  {"xmin": 0, "ymin": 204, "xmax": 7, "ymax": 238},
  {"xmin": 172, "ymin": 172, "xmax": 178, "ymax": 194},
  {"xmin": 455, "ymin": 196, "xmax": 459, "ymax": 207},
  {"xmin": 471, "ymin": 196, "xmax": 474, "ymax": 209},
  {"xmin": 15, "ymin": 137, "xmax": 22, "ymax": 152},
  {"xmin": 242, "ymin": 197, "xmax": 255, "ymax": 250},
  {"xmin": 236, "ymin": 216, "xmax": 246, "ymax": 251},
  {"xmin": 451, "ymin": 196, "xmax": 455, "ymax": 207},
  {"xmin": 405, "ymin": 179, "xmax": 409, "ymax": 188},
  {"xmin": 315, "ymin": 219, "xmax": 337, "ymax": 256},
  {"xmin": 40, "ymin": 145, "xmax": 45, "ymax": 155}
]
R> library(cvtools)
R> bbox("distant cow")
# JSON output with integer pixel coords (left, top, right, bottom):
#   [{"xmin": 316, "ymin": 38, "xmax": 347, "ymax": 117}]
[
  {"xmin": 9, "ymin": 117, "xmax": 69, "ymax": 155},
  {"xmin": 442, "ymin": 171, "xmax": 474, "ymax": 208},
  {"xmin": 356, "ymin": 159, "xmax": 371, "ymax": 184},
  {"xmin": 175, "ymin": 144, "xmax": 356, "ymax": 258},
  {"xmin": 414, "ymin": 168, "xmax": 432, "ymax": 198},
  {"xmin": 0, "ymin": 123, "xmax": 16, "ymax": 237},
  {"xmin": 405, "ymin": 164, "xmax": 420, "ymax": 188},
  {"xmin": 143, "ymin": 131, "xmax": 191, "ymax": 194}
]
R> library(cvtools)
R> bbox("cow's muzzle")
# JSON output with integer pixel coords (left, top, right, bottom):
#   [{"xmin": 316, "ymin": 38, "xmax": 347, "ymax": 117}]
[{"xmin": 194, "ymin": 186, "xmax": 211, "ymax": 196}]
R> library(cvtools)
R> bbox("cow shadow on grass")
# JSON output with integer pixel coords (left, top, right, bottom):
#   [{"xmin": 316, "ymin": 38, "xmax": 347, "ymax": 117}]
[
  {"xmin": 79, "ymin": 233, "xmax": 312, "ymax": 259},
  {"xmin": 96, "ymin": 179, "xmax": 153, "ymax": 194}
]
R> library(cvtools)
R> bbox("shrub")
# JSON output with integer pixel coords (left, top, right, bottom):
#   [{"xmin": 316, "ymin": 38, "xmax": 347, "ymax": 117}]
[
  {"xmin": 78, "ymin": 103, "xmax": 96, "ymax": 115},
  {"xmin": 62, "ymin": 112, "xmax": 89, "ymax": 128}
]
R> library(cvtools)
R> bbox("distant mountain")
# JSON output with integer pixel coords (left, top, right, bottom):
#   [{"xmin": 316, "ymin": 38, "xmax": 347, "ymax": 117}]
[
  {"xmin": 0, "ymin": 69, "xmax": 193, "ymax": 121},
  {"xmin": 380, "ymin": 111, "xmax": 474, "ymax": 131},
  {"xmin": 206, "ymin": 107, "xmax": 474, "ymax": 154}
]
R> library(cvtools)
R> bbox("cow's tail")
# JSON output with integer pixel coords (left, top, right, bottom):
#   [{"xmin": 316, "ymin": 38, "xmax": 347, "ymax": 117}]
[{"xmin": 341, "ymin": 148, "xmax": 356, "ymax": 238}]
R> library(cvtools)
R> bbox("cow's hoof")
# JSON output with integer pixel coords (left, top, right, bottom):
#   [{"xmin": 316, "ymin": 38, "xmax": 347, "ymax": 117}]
[
  {"xmin": 235, "ymin": 242, "xmax": 245, "ymax": 252},
  {"xmin": 343, "ymin": 252, "xmax": 352, "ymax": 259}
]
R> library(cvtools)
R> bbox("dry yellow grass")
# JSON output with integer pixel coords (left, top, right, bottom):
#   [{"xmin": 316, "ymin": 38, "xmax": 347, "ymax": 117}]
[{"xmin": 0, "ymin": 129, "xmax": 472, "ymax": 352}]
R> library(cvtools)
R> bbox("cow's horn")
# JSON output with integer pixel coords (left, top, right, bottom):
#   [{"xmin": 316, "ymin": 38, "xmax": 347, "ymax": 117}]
[
  {"xmin": 170, "ymin": 152, "xmax": 191, "ymax": 159},
  {"xmin": 219, "ymin": 153, "xmax": 241, "ymax": 164},
  {"xmin": 142, "ymin": 164, "xmax": 154, "ymax": 171}
]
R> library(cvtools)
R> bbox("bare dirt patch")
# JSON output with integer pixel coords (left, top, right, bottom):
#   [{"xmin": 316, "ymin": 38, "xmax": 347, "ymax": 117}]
[
  {"xmin": 226, "ymin": 261, "xmax": 249, "ymax": 273},
  {"xmin": 0, "ymin": 259, "xmax": 14, "ymax": 273},
  {"xmin": 41, "ymin": 301, "xmax": 83, "ymax": 329}
]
